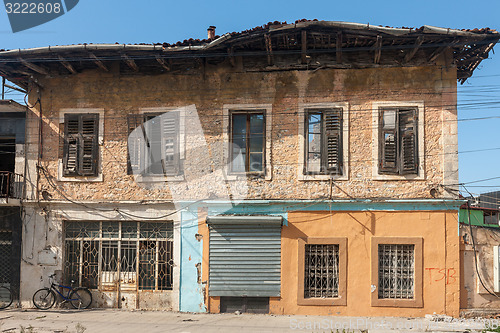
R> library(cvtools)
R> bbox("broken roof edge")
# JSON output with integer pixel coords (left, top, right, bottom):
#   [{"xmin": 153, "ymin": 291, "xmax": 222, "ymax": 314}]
[
  {"xmin": 0, "ymin": 99, "xmax": 28, "ymax": 111},
  {"xmin": 272, "ymin": 21, "xmax": 498, "ymax": 37},
  {"xmin": 0, "ymin": 20, "xmax": 497, "ymax": 57}
]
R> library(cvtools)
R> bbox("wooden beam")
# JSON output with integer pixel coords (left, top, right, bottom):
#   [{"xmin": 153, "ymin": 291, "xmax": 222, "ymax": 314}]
[
  {"xmin": 58, "ymin": 55, "xmax": 77, "ymax": 74},
  {"xmin": 4, "ymin": 83, "xmax": 26, "ymax": 94},
  {"xmin": 227, "ymin": 47, "xmax": 235, "ymax": 67},
  {"xmin": 374, "ymin": 36, "xmax": 382, "ymax": 64},
  {"xmin": 121, "ymin": 54, "xmax": 139, "ymax": 72},
  {"xmin": 336, "ymin": 32, "xmax": 342, "ymax": 63},
  {"xmin": 428, "ymin": 46, "xmax": 448, "ymax": 62},
  {"xmin": 404, "ymin": 36, "xmax": 424, "ymax": 63},
  {"xmin": 301, "ymin": 30, "xmax": 307, "ymax": 64},
  {"xmin": 155, "ymin": 55, "xmax": 171, "ymax": 71},
  {"xmin": 265, "ymin": 34, "xmax": 274, "ymax": 66},
  {"xmin": 18, "ymin": 58, "xmax": 48, "ymax": 75},
  {"xmin": 89, "ymin": 53, "xmax": 109, "ymax": 72}
]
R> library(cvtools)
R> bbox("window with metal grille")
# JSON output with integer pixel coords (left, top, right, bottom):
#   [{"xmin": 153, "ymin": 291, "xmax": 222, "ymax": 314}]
[
  {"xmin": 64, "ymin": 221, "xmax": 173, "ymax": 291},
  {"xmin": 379, "ymin": 108, "xmax": 418, "ymax": 175},
  {"xmin": 304, "ymin": 108, "xmax": 343, "ymax": 175},
  {"xmin": 127, "ymin": 112, "xmax": 180, "ymax": 176},
  {"xmin": 62, "ymin": 113, "xmax": 99, "ymax": 177},
  {"xmin": 230, "ymin": 111, "xmax": 265, "ymax": 173},
  {"xmin": 378, "ymin": 244, "xmax": 415, "ymax": 299},
  {"xmin": 304, "ymin": 244, "xmax": 339, "ymax": 298}
]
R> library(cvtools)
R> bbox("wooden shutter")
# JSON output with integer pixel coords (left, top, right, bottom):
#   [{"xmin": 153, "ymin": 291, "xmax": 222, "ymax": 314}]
[
  {"xmin": 63, "ymin": 114, "xmax": 80, "ymax": 176},
  {"xmin": 161, "ymin": 113, "xmax": 179, "ymax": 175},
  {"xmin": 324, "ymin": 109, "xmax": 343, "ymax": 175},
  {"xmin": 127, "ymin": 115, "xmax": 144, "ymax": 175},
  {"xmin": 379, "ymin": 109, "xmax": 398, "ymax": 174},
  {"xmin": 79, "ymin": 114, "xmax": 99, "ymax": 176},
  {"xmin": 399, "ymin": 109, "xmax": 418, "ymax": 175}
]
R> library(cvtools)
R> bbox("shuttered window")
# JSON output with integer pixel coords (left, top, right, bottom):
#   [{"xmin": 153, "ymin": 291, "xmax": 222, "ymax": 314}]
[
  {"xmin": 304, "ymin": 108, "xmax": 343, "ymax": 175},
  {"xmin": 63, "ymin": 113, "xmax": 99, "ymax": 177},
  {"xmin": 379, "ymin": 108, "xmax": 418, "ymax": 175},
  {"xmin": 127, "ymin": 113, "xmax": 180, "ymax": 176}
]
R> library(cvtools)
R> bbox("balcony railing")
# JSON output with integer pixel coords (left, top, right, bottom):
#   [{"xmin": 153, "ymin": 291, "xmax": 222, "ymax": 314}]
[{"xmin": 0, "ymin": 171, "xmax": 24, "ymax": 201}]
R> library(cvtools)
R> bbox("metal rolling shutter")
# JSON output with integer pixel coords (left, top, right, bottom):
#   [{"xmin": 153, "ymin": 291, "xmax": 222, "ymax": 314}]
[{"xmin": 207, "ymin": 216, "xmax": 282, "ymax": 297}]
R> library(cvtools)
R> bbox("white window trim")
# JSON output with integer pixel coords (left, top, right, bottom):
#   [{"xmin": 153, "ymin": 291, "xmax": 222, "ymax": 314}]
[
  {"xmin": 371, "ymin": 101, "xmax": 425, "ymax": 180},
  {"xmin": 132, "ymin": 107, "xmax": 186, "ymax": 183},
  {"xmin": 297, "ymin": 102, "xmax": 349, "ymax": 181},
  {"xmin": 222, "ymin": 104, "xmax": 272, "ymax": 181},
  {"xmin": 58, "ymin": 108, "xmax": 104, "ymax": 182}
]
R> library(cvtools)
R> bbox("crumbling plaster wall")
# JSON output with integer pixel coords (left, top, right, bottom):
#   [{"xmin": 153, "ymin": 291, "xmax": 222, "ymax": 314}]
[
  {"xmin": 460, "ymin": 225, "xmax": 500, "ymax": 310},
  {"xmin": 19, "ymin": 202, "xmax": 181, "ymax": 310},
  {"xmin": 26, "ymin": 62, "xmax": 457, "ymax": 202}
]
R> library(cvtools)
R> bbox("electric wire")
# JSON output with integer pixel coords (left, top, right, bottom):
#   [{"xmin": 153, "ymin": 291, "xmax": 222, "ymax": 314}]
[{"xmin": 463, "ymin": 185, "xmax": 500, "ymax": 298}]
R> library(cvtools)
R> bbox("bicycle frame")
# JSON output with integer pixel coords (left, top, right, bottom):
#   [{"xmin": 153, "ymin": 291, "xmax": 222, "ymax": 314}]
[{"xmin": 49, "ymin": 282, "xmax": 80, "ymax": 302}]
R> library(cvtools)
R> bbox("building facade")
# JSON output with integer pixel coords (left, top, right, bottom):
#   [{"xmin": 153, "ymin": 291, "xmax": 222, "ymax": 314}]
[
  {"xmin": 0, "ymin": 100, "xmax": 26, "ymax": 304},
  {"xmin": 0, "ymin": 20, "xmax": 498, "ymax": 316}
]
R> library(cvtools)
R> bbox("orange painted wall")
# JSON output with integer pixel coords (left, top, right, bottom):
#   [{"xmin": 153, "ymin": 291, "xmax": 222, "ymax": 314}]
[
  {"xmin": 202, "ymin": 209, "xmax": 460, "ymax": 317},
  {"xmin": 273, "ymin": 210, "xmax": 460, "ymax": 317}
]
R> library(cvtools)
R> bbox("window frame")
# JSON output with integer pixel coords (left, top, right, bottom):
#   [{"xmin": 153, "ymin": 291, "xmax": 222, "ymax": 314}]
[
  {"xmin": 63, "ymin": 220, "xmax": 174, "ymax": 291},
  {"xmin": 58, "ymin": 109, "xmax": 104, "ymax": 182},
  {"xmin": 223, "ymin": 104, "xmax": 272, "ymax": 180},
  {"xmin": 371, "ymin": 102, "xmax": 425, "ymax": 180},
  {"xmin": 127, "ymin": 112, "xmax": 181, "ymax": 177},
  {"xmin": 62, "ymin": 113, "xmax": 99, "ymax": 177},
  {"xmin": 304, "ymin": 108, "xmax": 344, "ymax": 175},
  {"xmin": 229, "ymin": 110, "xmax": 266, "ymax": 175},
  {"xmin": 298, "ymin": 103, "xmax": 349, "ymax": 181},
  {"xmin": 297, "ymin": 237, "xmax": 347, "ymax": 306},
  {"xmin": 370, "ymin": 237, "xmax": 423, "ymax": 308},
  {"xmin": 378, "ymin": 107, "xmax": 418, "ymax": 175}
]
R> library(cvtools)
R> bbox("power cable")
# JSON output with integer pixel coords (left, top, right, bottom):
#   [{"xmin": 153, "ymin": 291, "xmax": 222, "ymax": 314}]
[{"xmin": 463, "ymin": 186, "xmax": 500, "ymax": 298}]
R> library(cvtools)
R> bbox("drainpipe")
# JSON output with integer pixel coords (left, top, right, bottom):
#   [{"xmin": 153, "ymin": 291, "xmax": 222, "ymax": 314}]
[{"xmin": 1, "ymin": 77, "xmax": 4, "ymax": 99}]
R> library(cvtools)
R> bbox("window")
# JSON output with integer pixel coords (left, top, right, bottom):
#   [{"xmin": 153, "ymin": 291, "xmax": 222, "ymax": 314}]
[
  {"xmin": 304, "ymin": 108, "xmax": 343, "ymax": 175},
  {"xmin": 230, "ymin": 111, "xmax": 265, "ymax": 173},
  {"xmin": 371, "ymin": 237, "xmax": 422, "ymax": 307},
  {"xmin": 297, "ymin": 238, "xmax": 346, "ymax": 306},
  {"xmin": 62, "ymin": 113, "xmax": 99, "ymax": 177},
  {"xmin": 378, "ymin": 244, "xmax": 414, "ymax": 299},
  {"xmin": 379, "ymin": 108, "xmax": 418, "ymax": 175},
  {"xmin": 127, "ymin": 112, "xmax": 180, "ymax": 176},
  {"xmin": 304, "ymin": 244, "xmax": 339, "ymax": 298},
  {"xmin": 64, "ymin": 221, "xmax": 173, "ymax": 291}
]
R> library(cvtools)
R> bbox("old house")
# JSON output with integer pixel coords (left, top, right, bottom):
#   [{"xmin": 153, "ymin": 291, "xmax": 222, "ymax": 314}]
[
  {"xmin": 459, "ymin": 195, "xmax": 500, "ymax": 314},
  {"xmin": 0, "ymin": 99, "xmax": 26, "ymax": 304},
  {"xmin": 0, "ymin": 20, "xmax": 498, "ymax": 316}
]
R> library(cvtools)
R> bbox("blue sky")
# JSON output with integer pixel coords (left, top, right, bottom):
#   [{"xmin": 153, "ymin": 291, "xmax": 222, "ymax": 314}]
[{"xmin": 1, "ymin": 0, "xmax": 499, "ymax": 197}]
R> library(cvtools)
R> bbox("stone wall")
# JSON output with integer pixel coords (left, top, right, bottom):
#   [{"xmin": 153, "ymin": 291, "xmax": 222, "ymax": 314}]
[{"xmin": 25, "ymin": 61, "xmax": 458, "ymax": 202}]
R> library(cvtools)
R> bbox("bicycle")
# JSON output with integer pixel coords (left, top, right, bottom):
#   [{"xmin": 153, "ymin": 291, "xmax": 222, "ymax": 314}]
[
  {"xmin": 0, "ymin": 286, "xmax": 13, "ymax": 309},
  {"xmin": 32, "ymin": 274, "xmax": 92, "ymax": 310}
]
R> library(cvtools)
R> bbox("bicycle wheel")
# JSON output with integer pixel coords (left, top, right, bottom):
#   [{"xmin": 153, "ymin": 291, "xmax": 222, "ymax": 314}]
[
  {"xmin": 0, "ymin": 286, "xmax": 13, "ymax": 309},
  {"xmin": 69, "ymin": 288, "xmax": 92, "ymax": 309},
  {"xmin": 33, "ymin": 288, "xmax": 56, "ymax": 310}
]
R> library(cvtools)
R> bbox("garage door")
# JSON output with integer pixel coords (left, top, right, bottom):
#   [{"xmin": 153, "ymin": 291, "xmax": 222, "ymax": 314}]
[{"xmin": 207, "ymin": 216, "xmax": 282, "ymax": 297}]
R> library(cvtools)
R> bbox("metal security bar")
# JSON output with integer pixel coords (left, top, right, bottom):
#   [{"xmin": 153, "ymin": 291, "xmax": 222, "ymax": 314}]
[
  {"xmin": 64, "ymin": 221, "xmax": 173, "ymax": 291},
  {"xmin": 304, "ymin": 244, "xmax": 339, "ymax": 298},
  {"xmin": 0, "ymin": 231, "xmax": 12, "ymax": 286},
  {"xmin": 0, "ymin": 172, "xmax": 24, "ymax": 199},
  {"xmin": 378, "ymin": 244, "xmax": 415, "ymax": 299}
]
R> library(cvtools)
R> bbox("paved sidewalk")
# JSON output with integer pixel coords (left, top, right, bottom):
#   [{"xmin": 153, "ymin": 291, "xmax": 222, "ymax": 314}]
[{"xmin": 0, "ymin": 308, "xmax": 498, "ymax": 333}]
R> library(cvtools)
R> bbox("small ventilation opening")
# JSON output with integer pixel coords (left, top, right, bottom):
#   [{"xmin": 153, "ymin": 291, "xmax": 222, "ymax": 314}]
[{"xmin": 220, "ymin": 297, "xmax": 269, "ymax": 314}]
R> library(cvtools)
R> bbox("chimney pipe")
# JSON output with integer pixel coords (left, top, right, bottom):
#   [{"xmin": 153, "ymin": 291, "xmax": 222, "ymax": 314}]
[{"xmin": 207, "ymin": 26, "xmax": 216, "ymax": 40}]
